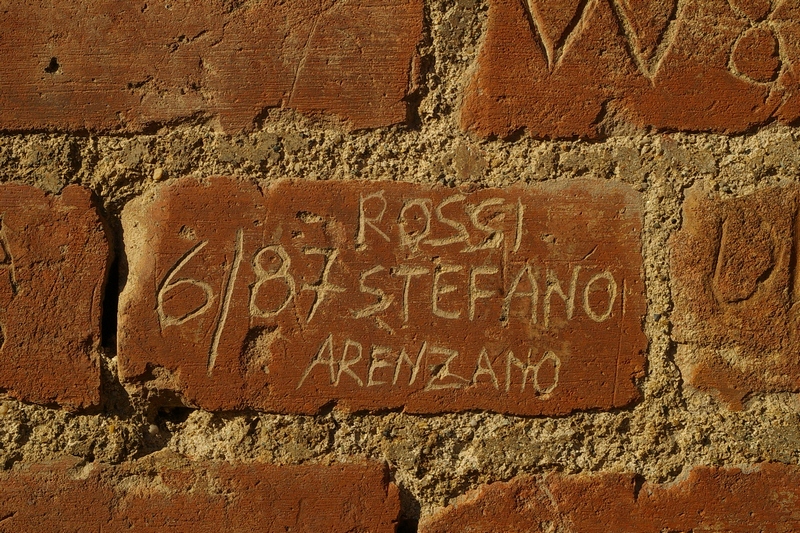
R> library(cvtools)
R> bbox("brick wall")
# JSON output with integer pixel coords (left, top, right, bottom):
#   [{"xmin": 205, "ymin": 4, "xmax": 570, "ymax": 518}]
[{"xmin": 0, "ymin": 0, "xmax": 798, "ymax": 531}]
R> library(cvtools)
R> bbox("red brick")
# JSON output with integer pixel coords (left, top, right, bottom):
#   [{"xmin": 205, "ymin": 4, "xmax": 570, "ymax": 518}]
[
  {"xmin": 462, "ymin": 0, "xmax": 800, "ymax": 138},
  {"xmin": 671, "ymin": 186, "xmax": 800, "ymax": 406},
  {"xmin": 420, "ymin": 463, "xmax": 800, "ymax": 533},
  {"xmin": 0, "ymin": 0, "xmax": 422, "ymax": 133},
  {"xmin": 0, "ymin": 185, "xmax": 108, "ymax": 410},
  {"xmin": 118, "ymin": 177, "xmax": 645, "ymax": 415},
  {"xmin": 0, "ymin": 458, "xmax": 400, "ymax": 532}
]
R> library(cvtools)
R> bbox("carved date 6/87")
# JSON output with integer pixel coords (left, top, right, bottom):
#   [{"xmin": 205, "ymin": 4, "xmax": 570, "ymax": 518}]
[{"xmin": 121, "ymin": 177, "xmax": 646, "ymax": 415}]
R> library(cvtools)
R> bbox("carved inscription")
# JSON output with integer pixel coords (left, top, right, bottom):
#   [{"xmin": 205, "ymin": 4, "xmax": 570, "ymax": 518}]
[
  {"xmin": 671, "ymin": 186, "xmax": 800, "ymax": 407},
  {"xmin": 524, "ymin": 0, "xmax": 682, "ymax": 78},
  {"xmin": 728, "ymin": 0, "xmax": 785, "ymax": 84},
  {"xmin": 119, "ymin": 178, "xmax": 646, "ymax": 415},
  {"xmin": 523, "ymin": 0, "xmax": 594, "ymax": 71},
  {"xmin": 463, "ymin": 0, "xmax": 800, "ymax": 138},
  {"xmin": 608, "ymin": 0, "xmax": 680, "ymax": 79}
]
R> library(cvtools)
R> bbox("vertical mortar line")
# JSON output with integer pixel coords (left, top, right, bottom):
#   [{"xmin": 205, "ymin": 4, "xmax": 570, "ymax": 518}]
[
  {"xmin": 789, "ymin": 199, "xmax": 800, "ymax": 341},
  {"xmin": 208, "ymin": 228, "xmax": 244, "ymax": 375},
  {"xmin": 711, "ymin": 215, "xmax": 728, "ymax": 302}
]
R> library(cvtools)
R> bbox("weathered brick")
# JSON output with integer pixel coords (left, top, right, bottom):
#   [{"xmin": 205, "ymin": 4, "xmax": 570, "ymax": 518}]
[
  {"xmin": 419, "ymin": 463, "xmax": 800, "ymax": 533},
  {"xmin": 0, "ymin": 185, "xmax": 108, "ymax": 410},
  {"xmin": 671, "ymin": 185, "xmax": 800, "ymax": 406},
  {"xmin": 0, "ymin": 457, "xmax": 400, "ymax": 532},
  {"xmin": 118, "ymin": 177, "xmax": 646, "ymax": 415},
  {"xmin": 0, "ymin": 0, "xmax": 422, "ymax": 133},
  {"xmin": 462, "ymin": 0, "xmax": 800, "ymax": 138}
]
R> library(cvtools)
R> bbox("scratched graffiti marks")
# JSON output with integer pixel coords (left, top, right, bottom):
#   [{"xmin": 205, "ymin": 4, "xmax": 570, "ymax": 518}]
[
  {"xmin": 118, "ymin": 177, "xmax": 646, "ymax": 416},
  {"xmin": 463, "ymin": 0, "xmax": 800, "ymax": 138},
  {"xmin": 608, "ymin": 0, "xmax": 681, "ymax": 78},
  {"xmin": 671, "ymin": 185, "xmax": 800, "ymax": 407},
  {"xmin": 727, "ymin": 0, "xmax": 786, "ymax": 84},
  {"xmin": 523, "ymin": 0, "xmax": 592, "ymax": 70},
  {"xmin": 523, "ymin": 0, "xmax": 681, "ymax": 78}
]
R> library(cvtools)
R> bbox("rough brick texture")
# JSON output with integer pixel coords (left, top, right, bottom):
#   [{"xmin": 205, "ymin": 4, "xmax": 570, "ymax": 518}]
[
  {"xmin": 463, "ymin": 0, "xmax": 800, "ymax": 138},
  {"xmin": 0, "ymin": 185, "xmax": 108, "ymax": 410},
  {"xmin": 671, "ymin": 185, "xmax": 800, "ymax": 406},
  {"xmin": 0, "ymin": 0, "xmax": 422, "ymax": 133},
  {"xmin": 420, "ymin": 463, "xmax": 800, "ymax": 532},
  {"xmin": 118, "ymin": 177, "xmax": 646, "ymax": 415},
  {"xmin": 0, "ymin": 457, "xmax": 400, "ymax": 532}
]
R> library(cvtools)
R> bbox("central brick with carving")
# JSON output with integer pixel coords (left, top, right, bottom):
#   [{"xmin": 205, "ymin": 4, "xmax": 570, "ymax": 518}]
[{"xmin": 118, "ymin": 178, "xmax": 646, "ymax": 414}]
